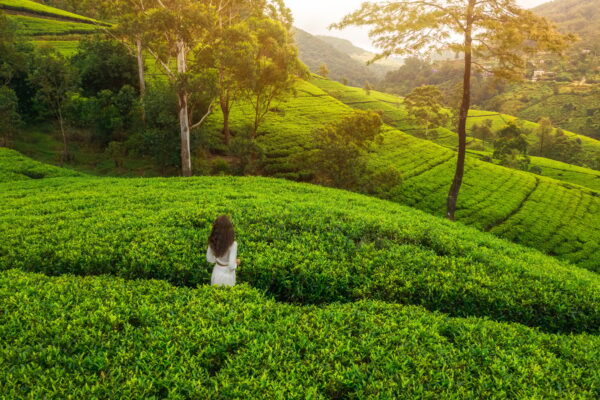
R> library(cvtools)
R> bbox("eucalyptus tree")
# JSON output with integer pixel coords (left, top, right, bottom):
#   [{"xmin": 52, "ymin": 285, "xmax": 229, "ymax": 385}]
[
  {"xmin": 333, "ymin": 0, "xmax": 574, "ymax": 220},
  {"xmin": 137, "ymin": 0, "xmax": 218, "ymax": 177},
  {"xmin": 242, "ymin": 16, "xmax": 308, "ymax": 139}
]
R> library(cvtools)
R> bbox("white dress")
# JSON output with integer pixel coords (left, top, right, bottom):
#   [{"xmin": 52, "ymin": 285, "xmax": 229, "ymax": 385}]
[{"xmin": 207, "ymin": 241, "xmax": 238, "ymax": 287}]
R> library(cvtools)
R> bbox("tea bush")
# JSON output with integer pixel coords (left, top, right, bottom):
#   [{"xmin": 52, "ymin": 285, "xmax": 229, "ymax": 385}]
[
  {"xmin": 0, "ymin": 147, "xmax": 83, "ymax": 182},
  {"xmin": 1, "ymin": 173, "xmax": 599, "ymax": 334},
  {"xmin": 1, "ymin": 270, "xmax": 599, "ymax": 399}
]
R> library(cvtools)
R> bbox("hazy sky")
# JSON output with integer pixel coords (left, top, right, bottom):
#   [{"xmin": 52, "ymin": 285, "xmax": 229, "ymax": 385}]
[{"xmin": 287, "ymin": 0, "xmax": 552, "ymax": 52}]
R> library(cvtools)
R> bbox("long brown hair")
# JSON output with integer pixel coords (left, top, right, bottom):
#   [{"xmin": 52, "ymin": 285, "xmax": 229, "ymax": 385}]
[{"xmin": 208, "ymin": 215, "xmax": 235, "ymax": 257}]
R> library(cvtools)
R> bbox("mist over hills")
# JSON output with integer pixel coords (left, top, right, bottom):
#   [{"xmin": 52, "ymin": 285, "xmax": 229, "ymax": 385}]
[
  {"xmin": 293, "ymin": 28, "xmax": 401, "ymax": 86},
  {"xmin": 534, "ymin": 0, "xmax": 600, "ymax": 49}
]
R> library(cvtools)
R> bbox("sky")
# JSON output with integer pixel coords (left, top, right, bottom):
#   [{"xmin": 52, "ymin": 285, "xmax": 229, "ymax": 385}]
[{"xmin": 287, "ymin": 0, "xmax": 553, "ymax": 52}]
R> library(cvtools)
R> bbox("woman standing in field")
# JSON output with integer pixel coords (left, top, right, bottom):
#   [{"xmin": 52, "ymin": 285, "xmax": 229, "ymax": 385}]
[{"xmin": 207, "ymin": 215, "xmax": 240, "ymax": 287}]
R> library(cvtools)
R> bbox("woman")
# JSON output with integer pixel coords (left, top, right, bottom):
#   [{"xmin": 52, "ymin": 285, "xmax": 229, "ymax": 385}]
[{"xmin": 207, "ymin": 215, "xmax": 240, "ymax": 287}]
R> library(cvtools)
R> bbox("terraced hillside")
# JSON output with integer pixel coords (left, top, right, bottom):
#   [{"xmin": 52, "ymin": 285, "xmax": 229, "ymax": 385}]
[
  {"xmin": 1, "ymin": 153, "xmax": 599, "ymax": 397},
  {"xmin": 311, "ymin": 77, "xmax": 600, "ymax": 167},
  {"xmin": 0, "ymin": 0, "xmax": 103, "ymax": 39},
  {"xmin": 203, "ymin": 80, "xmax": 600, "ymax": 270}
]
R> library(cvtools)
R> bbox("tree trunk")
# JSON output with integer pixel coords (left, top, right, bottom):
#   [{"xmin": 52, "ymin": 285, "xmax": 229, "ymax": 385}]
[
  {"xmin": 57, "ymin": 105, "xmax": 68, "ymax": 165},
  {"xmin": 446, "ymin": 1, "xmax": 475, "ymax": 221},
  {"xmin": 221, "ymin": 94, "xmax": 231, "ymax": 145},
  {"xmin": 177, "ymin": 39, "xmax": 192, "ymax": 177},
  {"xmin": 136, "ymin": 37, "xmax": 146, "ymax": 124},
  {"xmin": 136, "ymin": 37, "xmax": 146, "ymax": 98}
]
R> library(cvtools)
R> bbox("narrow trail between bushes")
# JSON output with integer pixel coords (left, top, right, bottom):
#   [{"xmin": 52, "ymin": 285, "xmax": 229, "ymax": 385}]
[{"xmin": 484, "ymin": 177, "xmax": 541, "ymax": 232}]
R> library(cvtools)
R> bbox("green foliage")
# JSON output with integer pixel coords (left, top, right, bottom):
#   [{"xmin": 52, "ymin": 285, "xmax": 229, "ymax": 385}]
[
  {"xmin": 493, "ymin": 122, "xmax": 530, "ymax": 170},
  {"xmin": 202, "ymin": 78, "xmax": 600, "ymax": 269},
  {"xmin": 68, "ymin": 85, "xmax": 140, "ymax": 146},
  {"xmin": 2, "ymin": 269, "xmax": 599, "ymax": 398},
  {"xmin": 1, "ymin": 156, "xmax": 599, "ymax": 334},
  {"xmin": 127, "ymin": 82, "xmax": 180, "ymax": 171},
  {"xmin": 0, "ymin": 147, "xmax": 83, "ymax": 182},
  {"xmin": 0, "ymin": 0, "xmax": 101, "ymax": 24},
  {"xmin": 6, "ymin": 14, "xmax": 100, "ymax": 36},
  {"xmin": 306, "ymin": 110, "xmax": 382, "ymax": 190},
  {"xmin": 0, "ymin": 85, "xmax": 21, "ymax": 145},
  {"xmin": 71, "ymin": 37, "xmax": 139, "ymax": 97},
  {"xmin": 404, "ymin": 85, "xmax": 451, "ymax": 139}
]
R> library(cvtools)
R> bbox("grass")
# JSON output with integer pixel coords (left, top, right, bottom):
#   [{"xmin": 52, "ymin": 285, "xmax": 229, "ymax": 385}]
[
  {"xmin": 2, "ymin": 152, "xmax": 600, "ymax": 334},
  {"xmin": 0, "ymin": 0, "xmax": 104, "ymax": 25},
  {"xmin": 1, "ymin": 269, "xmax": 599, "ymax": 398},
  {"xmin": 10, "ymin": 124, "xmax": 167, "ymax": 177},
  {"xmin": 529, "ymin": 156, "xmax": 600, "ymax": 192}
]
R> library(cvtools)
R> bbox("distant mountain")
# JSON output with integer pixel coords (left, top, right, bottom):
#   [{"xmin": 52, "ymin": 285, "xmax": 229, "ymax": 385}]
[
  {"xmin": 534, "ymin": 0, "xmax": 600, "ymax": 49},
  {"xmin": 316, "ymin": 35, "xmax": 403, "ymax": 78},
  {"xmin": 293, "ymin": 28, "xmax": 396, "ymax": 86}
]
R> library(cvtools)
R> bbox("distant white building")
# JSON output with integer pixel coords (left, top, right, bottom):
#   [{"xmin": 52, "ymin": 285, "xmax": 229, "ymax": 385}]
[{"xmin": 532, "ymin": 70, "xmax": 546, "ymax": 81}]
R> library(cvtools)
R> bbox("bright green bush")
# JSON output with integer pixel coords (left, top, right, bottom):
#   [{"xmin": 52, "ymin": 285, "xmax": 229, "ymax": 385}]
[
  {"xmin": 1, "ymin": 172, "xmax": 599, "ymax": 334},
  {"xmin": 0, "ymin": 147, "xmax": 83, "ymax": 182},
  {"xmin": 1, "ymin": 270, "xmax": 599, "ymax": 399}
]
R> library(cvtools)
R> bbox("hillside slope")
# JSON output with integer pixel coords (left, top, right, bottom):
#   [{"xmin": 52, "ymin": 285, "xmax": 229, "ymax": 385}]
[
  {"xmin": 293, "ymin": 28, "xmax": 380, "ymax": 86},
  {"xmin": 2, "ymin": 269, "xmax": 599, "ymax": 398},
  {"xmin": 1, "ymin": 0, "xmax": 103, "ymax": 37},
  {"xmin": 203, "ymin": 79, "xmax": 600, "ymax": 270},
  {"xmin": 2, "ymin": 150, "xmax": 600, "ymax": 335},
  {"xmin": 534, "ymin": 0, "xmax": 600, "ymax": 48}
]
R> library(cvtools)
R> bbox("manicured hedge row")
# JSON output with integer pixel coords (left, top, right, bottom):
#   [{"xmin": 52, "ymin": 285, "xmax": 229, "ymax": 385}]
[
  {"xmin": 0, "ymin": 147, "xmax": 83, "ymax": 182},
  {"xmin": 1, "ymin": 270, "xmax": 599, "ymax": 399},
  {"xmin": 1, "ymin": 176, "xmax": 599, "ymax": 334}
]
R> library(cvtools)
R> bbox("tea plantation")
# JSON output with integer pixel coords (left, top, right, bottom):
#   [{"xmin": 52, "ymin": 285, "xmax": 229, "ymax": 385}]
[
  {"xmin": 1, "ymin": 152, "xmax": 600, "ymax": 397},
  {"xmin": 2, "ymin": 150, "xmax": 600, "ymax": 334},
  {"xmin": 1, "ymin": 270, "xmax": 599, "ymax": 398},
  {"xmin": 203, "ymin": 80, "xmax": 600, "ymax": 271}
]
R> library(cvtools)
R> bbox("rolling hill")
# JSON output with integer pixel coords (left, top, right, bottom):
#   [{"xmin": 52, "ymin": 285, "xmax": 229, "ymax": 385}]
[
  {"xmin": 201, "ymin": 79, "xmax": 600, "ymax": 271},
  {"xmin": 1, "ymin": 150, "xmax": 600, "ymax": 396},
  {"xmin": 0, "ymin": 0, "xmax": 103, "ymax": 38},
  {"xmin": 534, "ymin": 0, "xmax": 600, "ymax": 49},
  {"xmin": 5, "ymin": 1, "xmax": 599, "ymax": 270},
  {"xmin": 293, "ymin": 28, "xmax": 381, "ymax": 86}
]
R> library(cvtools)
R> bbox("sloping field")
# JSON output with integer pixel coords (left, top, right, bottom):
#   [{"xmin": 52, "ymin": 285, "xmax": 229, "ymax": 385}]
[
  {"xmin": 6, "ymin": 14, "xmax": 99, "ymax": 35},
  {"xmin": 0, "ymin": 0, "xmax": 102, "ymax": 24},
  {"xmin": 203, "ymin": 80, "xmax": 600, "ymax": 270},
  {"xmin": 311, "ymin": 77, "xmax": 600, "ymax": 168},
  {"xmin": 1, "ymin": 269, "xmax": 599, "ymax": 398},
  {"xmin": 1, "ymin": 151, "xmax": 599, "ymax": 335},
  {"xmin": 0, "ymin": 147, "xmax": 83, "ymax": 182}
]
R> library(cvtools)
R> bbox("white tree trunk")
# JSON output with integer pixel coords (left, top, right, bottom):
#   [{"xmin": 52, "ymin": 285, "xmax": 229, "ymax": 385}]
[
  {"xmin": 136, "ymin": 37, "xmax": 146, "ymax": 97},
  {"xmin": 177, "ymin": 39, "xmax": 192, "ymax": 177}
]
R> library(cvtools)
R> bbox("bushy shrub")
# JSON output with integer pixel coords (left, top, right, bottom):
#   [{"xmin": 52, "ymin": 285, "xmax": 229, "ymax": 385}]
[
  {"xmin": 0, "ymin": 85, "xmax": 21, "ymax": 146},
  {"xmin": 1, "ymin": 173, "xmax": 599, "ymax": 334},
  {"xmin": 1, "ymin": 270, "xmax": 599, "ymax": 399},
  {"xmin": 71, "ymin": 37, "xmax": 139, "ymax": 97}
]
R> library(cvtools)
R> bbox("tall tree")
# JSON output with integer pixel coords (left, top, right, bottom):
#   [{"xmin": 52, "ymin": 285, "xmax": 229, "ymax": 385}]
[
  {"xmin": 242, "ymin": 16, "xmax": 308, "ymax": 139},
  {"xmin": 96, "ymin": 0, "xmax": 157, "ymax": 101},
  {"xmin": 139, "ymin": 0, "xmax": 218, "ymax": 176},
  {"xmin": 29, "ymin": 47, "xmax": 76, "ymax": 163},
  {"xmin": 404, "ymin": 85, "xmax": 450, "ymax": 139},
  {"xmin": 535, "ymin": 117, "xmax": 553, "ymax": 156},
  {"xmin": 333, "ymin": 0, "xmax": 574, "ymax": 220}
]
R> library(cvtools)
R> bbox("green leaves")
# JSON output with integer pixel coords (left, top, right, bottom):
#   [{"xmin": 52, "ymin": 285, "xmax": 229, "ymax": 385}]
[{"xmin": 1, "ymin": 270, "xmax": 599, "ymax": 398}]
